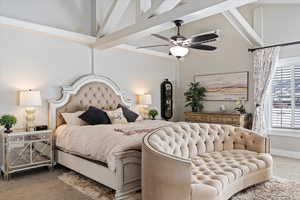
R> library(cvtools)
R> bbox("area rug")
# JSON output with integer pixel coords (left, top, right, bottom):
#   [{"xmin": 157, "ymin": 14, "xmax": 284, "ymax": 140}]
[
  {"xmin": 58, "ymin": 172, "xmax": 300, "ymax": 200},
  {"xmin": 58, "ymin": 172, "xmax": 141, "ymax": 200}
]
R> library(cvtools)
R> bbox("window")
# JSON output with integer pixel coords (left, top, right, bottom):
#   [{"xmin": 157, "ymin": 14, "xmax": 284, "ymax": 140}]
[{"xmin": 271, "ymin": 58, "xmax": 300, "ymax": 129}]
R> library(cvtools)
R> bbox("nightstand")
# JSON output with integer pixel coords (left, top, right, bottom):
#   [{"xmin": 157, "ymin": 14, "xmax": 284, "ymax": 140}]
[{"xmin": 0, "ymin": 129, "xmax": 53, "ymax": 180}]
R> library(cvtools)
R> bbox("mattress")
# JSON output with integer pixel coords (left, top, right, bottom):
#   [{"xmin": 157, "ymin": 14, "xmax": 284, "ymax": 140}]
[{"xmin": 55, "ymin": 120, "xmax": 172, "ymax": 171}]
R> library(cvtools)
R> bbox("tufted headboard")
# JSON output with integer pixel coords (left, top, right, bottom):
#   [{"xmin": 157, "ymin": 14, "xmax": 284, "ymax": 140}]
[{"xmin": 49, "ymin": 75, "xmax": 133, "ymax": 129}]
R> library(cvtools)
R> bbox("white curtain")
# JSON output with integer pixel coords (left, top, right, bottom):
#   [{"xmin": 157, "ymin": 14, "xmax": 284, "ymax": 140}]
[{"xmin": 252, "ymin": 47, "xmax": 280, "ymax": 135}]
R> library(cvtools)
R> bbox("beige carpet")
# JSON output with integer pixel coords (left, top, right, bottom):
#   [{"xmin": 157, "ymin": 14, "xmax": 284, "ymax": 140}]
[{"xmin": 58, "ymin": 171, "xmax": 300, "ymax": 200}]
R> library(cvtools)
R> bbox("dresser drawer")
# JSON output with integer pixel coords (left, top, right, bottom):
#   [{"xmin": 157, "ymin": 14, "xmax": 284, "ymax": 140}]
[{"xmin": 184, "ymin": 112, "xmax": 251, "ymax": 129}]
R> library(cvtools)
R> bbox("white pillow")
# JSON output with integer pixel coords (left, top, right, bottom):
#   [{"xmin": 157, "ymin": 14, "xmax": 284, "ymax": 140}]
[
  {"xmin": 129, "ymin": 106, "xmax": 144, "ymax": 121},
  {"xmin": 106, "ymin": 108, "xmax": 128, "ymax": 124},
  {"xmin": 61, "ymin": 111, "xmax": 87, "ymax": 126}
]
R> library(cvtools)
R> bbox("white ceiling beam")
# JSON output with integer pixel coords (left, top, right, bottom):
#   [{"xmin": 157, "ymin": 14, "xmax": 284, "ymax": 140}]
[
  {"xmin": 0, "ymin": 15, "xmax": 173, "ymax": 60},
  {"xmin": 143, "ymin": 0, "xmax": 181, "ymax": 19},
  {"xmin": 116, "ymin": 44, "xmax": 175, "ymax": 60},
  {"xmin": 0, "ymin": 16, "xmax": 96, "ymax": 46},
  {"xmin": 253, "ymin": 6, "xmax": 264, "ymax": 40},
  {"xmin": 97, "ymin": 0, "xmax": 132, "ymax": 37},
  {"xmin": 223, "ymin": 8, "xmax": 263, "ymax": 46},
  {"xmin": 93, "ymin": 0, "xmax": 258, "ymax": 49},
  {"xmin": 259, "ymin": 0, "xmax": 300, "ymax": 4},
  {"xmin": 91, "ymin": 0, "xmax": 97, "ymax": 36}
]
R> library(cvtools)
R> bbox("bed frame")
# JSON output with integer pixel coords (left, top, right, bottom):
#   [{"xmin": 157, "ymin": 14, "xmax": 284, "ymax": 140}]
[{"xmin": 48, "ymin": 75, "xmax": 141, "ymax": 199}]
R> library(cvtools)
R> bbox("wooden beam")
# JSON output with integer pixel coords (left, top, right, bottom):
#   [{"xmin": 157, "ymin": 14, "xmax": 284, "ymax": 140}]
[
  {"xmin": 116, "ymin": 44, "xmax": 176, "ymax": 60},
  {"xmin": 0, "ymin": 16, "xmax": 96, "ymax": 46},
  {"xmin": 97, "ymin": 0, "xmax": 132, "ymax": 36},
  {"xmin": 94, "ymin": 0, "xmax": 258, "ymax": 49},
  {"xmin": 223, "ymin": 8, "xmax": 263, "ymax": 46}
]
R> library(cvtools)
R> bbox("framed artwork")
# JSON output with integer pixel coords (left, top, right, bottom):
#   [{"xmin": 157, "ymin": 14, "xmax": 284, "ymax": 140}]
[{"xmin": 194, "ymin": 71, "xmax": 249, "ymax": 101}]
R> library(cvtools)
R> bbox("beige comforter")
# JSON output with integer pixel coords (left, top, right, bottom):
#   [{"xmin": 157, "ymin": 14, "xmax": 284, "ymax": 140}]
[{"xmin": 55, "ymin": 120, "xmax": 172, "ymax": 171}]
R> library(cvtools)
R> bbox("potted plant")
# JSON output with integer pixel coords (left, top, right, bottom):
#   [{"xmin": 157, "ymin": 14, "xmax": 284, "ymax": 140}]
[
  {"xmin": 148, "ymin": 109, "xmax": 158, "ymax": 120},
  {"xmin": 234, "ymin": 98, "xmax": 246, "ymax": 114},
  {"xmin": 184, "ymin": 82, "xmax": 207, "ymax": 112},
  {"xmin": 0, "ymin": 115, "xmax": 17, "ymax": 133}
]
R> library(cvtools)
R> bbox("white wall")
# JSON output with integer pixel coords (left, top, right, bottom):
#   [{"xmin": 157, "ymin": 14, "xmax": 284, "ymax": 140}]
[
  {"xmin": 262, "ymin": 5, "xmax": 300, "ymax": 58},
  {"xmin": 176, "ymin": 6, "xmax": 253, "ymax": 120},
  {"xmin": 0, "ymin": 25, "xmax": 177, "ymax": 129},
  {"xmin": 258, "ymin": 5, "xmax": 300, "ymax": 153}
]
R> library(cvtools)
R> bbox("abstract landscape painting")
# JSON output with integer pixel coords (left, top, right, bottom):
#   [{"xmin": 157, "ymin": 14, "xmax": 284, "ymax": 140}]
[{"xmin": 194, "ymin": 72, "xmax": 248, "ymax": 101}]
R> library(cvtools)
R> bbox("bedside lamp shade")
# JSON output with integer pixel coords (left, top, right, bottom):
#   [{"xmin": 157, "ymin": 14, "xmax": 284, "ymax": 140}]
[
  {"xmin": 19, "ymin": 90, "xmax": 42, "ymax": 107},
  {"xmin": 140, "ymin": 94, "xmax": 152, "ymax": 105}
]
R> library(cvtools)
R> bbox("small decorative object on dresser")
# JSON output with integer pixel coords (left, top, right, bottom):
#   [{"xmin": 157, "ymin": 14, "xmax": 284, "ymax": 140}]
[
  {"xmin": 219, "ymin": 105, "xmax": 226, "ymax": 112},
  {"xmin": 184, "ymin": 82, "xmax": 207, "ymax": 112},
  {"xmin": 148, "ymin": 109, "xmax": 158, "ymax": 120},
  {"xmin": 0, "ymin": 129, "xmax": 53, "ymax": 180},
  {"xmin": 234, "ymin": 98, "xmax": 247, "ymax": 114},
  {"xmin": 184, "ymin": 112, "xmax": 252, "ymax": 129},
  {"xmin": 0, "ymin": 115, "xmax": 17, "ymax": 133}
]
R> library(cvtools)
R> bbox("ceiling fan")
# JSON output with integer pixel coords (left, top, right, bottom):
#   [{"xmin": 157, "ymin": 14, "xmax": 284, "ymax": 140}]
[{"xmin": 137, "ymin": 20, "xmax": 220, "ymax": 59}]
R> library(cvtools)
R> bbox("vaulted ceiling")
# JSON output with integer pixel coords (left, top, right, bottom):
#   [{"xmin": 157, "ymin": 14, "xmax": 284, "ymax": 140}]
[{"xmin": 0, "ymin": 0, "xmax": 295, "ymax": 59}]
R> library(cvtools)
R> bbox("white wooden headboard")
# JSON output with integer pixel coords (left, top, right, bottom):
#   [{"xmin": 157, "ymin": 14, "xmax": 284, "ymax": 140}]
[{"xmin": 48, "ymin": 74, "xmax": 133, "ymax": 129}]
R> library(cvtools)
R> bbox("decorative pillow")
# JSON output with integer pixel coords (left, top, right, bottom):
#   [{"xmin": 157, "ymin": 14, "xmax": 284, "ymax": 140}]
[
  {"xmin": 61, "ymin": 111, "xmax": 87, "ymax": 126},
  {"xmin": 79, "ymin": 106, "xmax": 111, "ymax": 125},
  {"xmin": 118, "ymin": 104, "xmax": 139, "ymax": 123},
  {"xmin": 129, "ymin": 105, "xmax": 144, "ymax": 121},
  {"xmin": 106, "ymin": 108, "xmax": 128, "ymax": 124}
]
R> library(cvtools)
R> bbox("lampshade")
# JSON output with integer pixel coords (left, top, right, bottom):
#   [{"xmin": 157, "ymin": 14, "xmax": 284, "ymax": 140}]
[
  {"xmin": 140, "ymin": 94, "xmax": 152, "ymax": 105},
  {"xmin": 170, "ymin": 46, "xmax": 189, "ymax": 57},
  {"xmin": 19, "ymin": 90, "xmax": 42, "ymax": 107}
]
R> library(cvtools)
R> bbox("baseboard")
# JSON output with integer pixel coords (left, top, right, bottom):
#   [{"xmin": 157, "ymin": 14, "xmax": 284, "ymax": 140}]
[{"xmin": 271, "ymin": 148, "xmax": 300, "ymax": 159}]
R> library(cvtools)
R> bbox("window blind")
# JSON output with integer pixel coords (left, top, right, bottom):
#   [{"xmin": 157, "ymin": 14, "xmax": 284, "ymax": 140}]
[{"xmin": 272, "ymin": 64, "xmax": 300, "ymax": 129}]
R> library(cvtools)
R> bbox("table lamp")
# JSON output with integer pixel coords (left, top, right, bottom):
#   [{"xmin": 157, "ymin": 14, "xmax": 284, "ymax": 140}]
[
  {"xmin": 140, "ymin": 94, "xmax": 152, "ymax": 105},
  {"xmin": 139, "ymin": 94, "xmax": 152, "ymax": 119},
  {"xmin": 19, "ymin": 90, "xmax": 42, "ymax": 131}
]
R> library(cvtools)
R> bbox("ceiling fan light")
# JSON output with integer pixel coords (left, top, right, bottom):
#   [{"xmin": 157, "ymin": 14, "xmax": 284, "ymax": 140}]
[{"xmin": 170, "ymin": 46, "xmax": 189, "ymax": 57}]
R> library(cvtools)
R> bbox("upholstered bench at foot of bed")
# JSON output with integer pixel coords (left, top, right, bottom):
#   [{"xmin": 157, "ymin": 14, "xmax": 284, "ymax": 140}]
[
  {"xmin": 142, "ymin": 122, "xmax": 273, "ymax": 200},
  {"xmin": 191, "ymin": 150, "xmax": 272, "ymax": 200}
]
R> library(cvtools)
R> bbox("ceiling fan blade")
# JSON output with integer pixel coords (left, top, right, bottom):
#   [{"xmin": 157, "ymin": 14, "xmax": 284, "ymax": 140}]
[
  {"xmin": 190, "ymin": 38, "xmax": 217, "ymax": 45},
  {"xmin": 136, "ymin": 44, "xmax": 169, "ymax": 49},
  {"xmin": 188, "ymin": 44, "xmax": 217, "ymax": 51},
  {"xmin": 190, "ymin": 33, "xmax": 219, "ymax": 43},
  {"xmin": 152, "ymin": 34, "xmax": 172, "ymax": 42}
]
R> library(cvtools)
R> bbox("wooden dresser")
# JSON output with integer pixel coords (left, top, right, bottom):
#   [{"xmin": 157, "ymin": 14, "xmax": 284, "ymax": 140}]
[{"xmin": 184, "ymin": 112, "xmax": 252, "ymax": 129}]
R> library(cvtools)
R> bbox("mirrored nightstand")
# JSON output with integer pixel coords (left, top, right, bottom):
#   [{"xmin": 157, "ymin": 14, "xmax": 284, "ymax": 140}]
[{"xmin": 0, "ymin": 129, "xmax": 53, "ymax": 180}]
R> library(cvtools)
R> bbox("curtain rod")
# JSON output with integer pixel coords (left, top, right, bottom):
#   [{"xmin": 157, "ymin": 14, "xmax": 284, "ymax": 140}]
[{"xmin": 248, "ymin": 41, "xmax": 300, "ymax": 52}]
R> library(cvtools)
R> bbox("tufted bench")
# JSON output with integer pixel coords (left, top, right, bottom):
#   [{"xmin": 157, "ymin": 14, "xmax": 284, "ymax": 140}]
[{"xmin": 142, "ymin": 122, "xmax": 272, "ymax": 200}]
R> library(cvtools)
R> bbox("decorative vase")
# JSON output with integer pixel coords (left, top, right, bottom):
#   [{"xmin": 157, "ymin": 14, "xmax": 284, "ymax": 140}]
[
  {"xmin": 4, "ymin": 125, "xmax": 12, "ymax": 133},
  {"xmin": 151, "ymin": 116, "xmax": 156, "ymax": 120},
  {"xmin": 192, "ymin": 107, "xmax": 198, "ymax": 112},
  {"xmin": 220, "ymin": 105, "xmax": 226, "ymax": 112}
]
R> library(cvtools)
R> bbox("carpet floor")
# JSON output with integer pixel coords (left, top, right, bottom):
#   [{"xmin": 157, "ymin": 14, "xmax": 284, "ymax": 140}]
[{"xmin": 0, "ymin": 156, "xmax": 299, "ymax": 200}]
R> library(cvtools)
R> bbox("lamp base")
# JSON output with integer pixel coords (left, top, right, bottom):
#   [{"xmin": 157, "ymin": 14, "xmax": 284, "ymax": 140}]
[{"xmin": 25, "ymin": 107, "xmax": 36, "ymax": 132}]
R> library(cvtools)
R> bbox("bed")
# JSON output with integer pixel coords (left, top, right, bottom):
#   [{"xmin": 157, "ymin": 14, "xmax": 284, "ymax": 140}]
[{"xmin": 48, "ymin": 74, "xmax": 171, "ymax": 199}]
